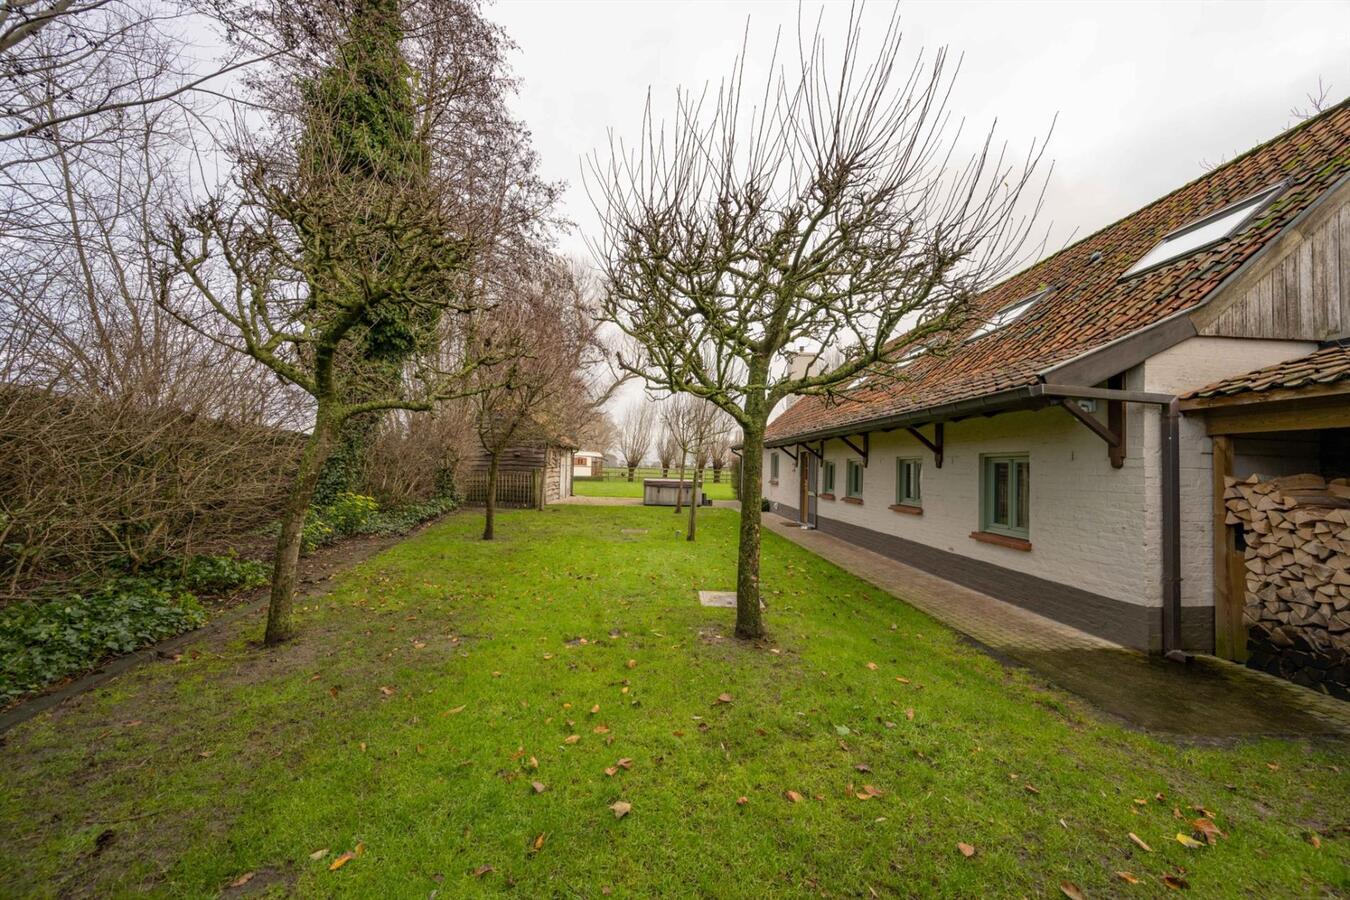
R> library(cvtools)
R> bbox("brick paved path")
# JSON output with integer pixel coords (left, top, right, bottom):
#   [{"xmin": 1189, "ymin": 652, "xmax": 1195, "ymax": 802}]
[{"xmin": 765, "ymin": 515, "xmax": 1350, "ymax": 737}]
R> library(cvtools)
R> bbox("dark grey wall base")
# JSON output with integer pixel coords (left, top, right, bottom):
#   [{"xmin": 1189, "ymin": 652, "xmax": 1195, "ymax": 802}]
[{"xmin": 768, "ymin": 508, "xmax": 1214, "ymax": 653}]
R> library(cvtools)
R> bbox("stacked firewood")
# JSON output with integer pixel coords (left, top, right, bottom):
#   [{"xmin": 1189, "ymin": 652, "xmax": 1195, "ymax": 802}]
[{"xmin": 1224, "ymin": 473, "xmax": 1350, "ymax": 697}]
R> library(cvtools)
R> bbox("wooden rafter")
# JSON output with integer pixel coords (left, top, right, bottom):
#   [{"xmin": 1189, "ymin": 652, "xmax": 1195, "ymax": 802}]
[
  {"xmin": 1059, "ymin": 398, "xmax": 1121, "ymax": 449},
  {"xmin": 905, "ymin": 423, "xmax": 944, "ymax": 468},
  {"xmin": 840, "ymin": 433, "xmax": 869, "ymax": 467}
]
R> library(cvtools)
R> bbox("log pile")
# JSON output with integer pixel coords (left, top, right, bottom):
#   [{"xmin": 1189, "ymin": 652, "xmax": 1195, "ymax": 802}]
[{"xmin": 1224, "ymin": 473, "xmax": 1350, "ymax": 699}]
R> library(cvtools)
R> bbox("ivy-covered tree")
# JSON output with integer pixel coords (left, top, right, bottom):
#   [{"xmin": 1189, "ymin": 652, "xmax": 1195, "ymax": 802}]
[{"xmin": 160, "ymin": 0, "xmax": 484, "ymax": 645}]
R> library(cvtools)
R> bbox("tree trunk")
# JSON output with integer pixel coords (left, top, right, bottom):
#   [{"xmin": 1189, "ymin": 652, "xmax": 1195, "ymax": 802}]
[
  {"xmin": 265, "ymin": 412, "xmax": 338, "ymax": 646},
  {"xmin": 674, "ymin": 458, "xmax": 685, "ymax": 513},
  {"xmin": 712, "ymin": 462, "xmax": 722, "ymax": 484},
  {"xmin": 626, "ymin": 465, "xmax": 635, "ymax": 482},
  {"xmin": 734, "ymin": 423, "xmax": 765, "ymax": 639},
  {"xmin": 686, "ymin": 465, "xmax": 700, "ymax": 541},
  {"xmin": 483, "ymin": 449, "xmax": 501, "ymax": 540}
]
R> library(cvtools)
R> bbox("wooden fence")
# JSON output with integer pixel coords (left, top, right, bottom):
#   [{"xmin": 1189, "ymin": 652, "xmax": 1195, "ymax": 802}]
[{"xmin": 459, "ymin": 469, "xmax": 542, "ymax": 508}]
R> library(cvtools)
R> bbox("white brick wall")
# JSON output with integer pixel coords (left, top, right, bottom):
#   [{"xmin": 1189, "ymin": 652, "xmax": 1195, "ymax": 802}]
[
  {"xmin": 1139, "ymin": 336, "xmax": 1317, "ymax": 609},
  {"xmin": 763, "ymin": 335, "xmax": 1317, "ymax": 614},
  {"xmin": 766, "ymin": 405, "xmax": 1152, "ymax": 606}
]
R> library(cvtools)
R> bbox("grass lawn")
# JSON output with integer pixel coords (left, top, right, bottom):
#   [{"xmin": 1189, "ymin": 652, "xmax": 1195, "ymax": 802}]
[
  {"xmin": 573, "ymin": 477, "xmax": 736, "ymax": 500},
  {"xmin": 1, "ymin": 507, "xmax": 1345, "ymax": 897}
]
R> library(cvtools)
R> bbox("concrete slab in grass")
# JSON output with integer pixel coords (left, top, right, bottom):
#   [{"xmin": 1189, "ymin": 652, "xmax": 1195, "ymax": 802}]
[{"xmin": 698, "ymin": 590, "xmax": 764, "ymax": 609}]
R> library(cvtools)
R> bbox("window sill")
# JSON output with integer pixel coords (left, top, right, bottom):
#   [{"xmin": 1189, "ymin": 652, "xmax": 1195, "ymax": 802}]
[
  {"xmin": 969, "ymin": 531, "xmax": 1032, "ymax": 552},
  {"xmin": 769, "ymin": 480, "xmax": 779, "ymax": 486},
  {"xmin": 818, "ymin": 492, "xmax": 836, "ymax": 501},
  {"xmin": 842, "ymin": 496, "xmax": 864, "ymax": 505},
  {"xmin": 889, "ymin": 503, "xmax": 923, "ymax": 516}
]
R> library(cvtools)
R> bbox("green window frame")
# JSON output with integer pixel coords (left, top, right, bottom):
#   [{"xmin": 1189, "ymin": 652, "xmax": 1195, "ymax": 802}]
[
  {"xmin": 896, "ymin": 457, "xmax": 922, "ymax": 506},
  {"xmin": 846, "ymin": 460, "xmax": 864, "ymax": 498},
  {"xmin": 822, "ymin": 460, "xmax": 836, "ymax": 494},
  {"xmin": 770, "ymin": 452, "xmax": 779, "ymax": 482},
  {"xmin": 981, "ymin": 454, "xmax": 1030, "ymax": 538}
]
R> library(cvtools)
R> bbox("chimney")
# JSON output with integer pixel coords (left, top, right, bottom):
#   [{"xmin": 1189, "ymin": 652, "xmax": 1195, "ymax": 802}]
[{"xmin": 784, "ymin": 346, "xmax": 822, "ymax": 409}]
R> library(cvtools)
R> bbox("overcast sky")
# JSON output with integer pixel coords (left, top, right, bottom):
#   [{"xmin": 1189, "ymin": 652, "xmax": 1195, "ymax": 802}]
[
  {"xmin": 484, "ymin": 0, "xmax": 1348, "ymax": 424},
  {"xmin": 489, "ymin": 0, "xmax": 1349, "ymax": 260}
]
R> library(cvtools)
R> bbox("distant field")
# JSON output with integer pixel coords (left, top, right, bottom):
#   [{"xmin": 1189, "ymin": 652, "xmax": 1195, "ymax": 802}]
[{"xmin": 573, "ymin": 475, "xmax": 736, "ymax": 500}]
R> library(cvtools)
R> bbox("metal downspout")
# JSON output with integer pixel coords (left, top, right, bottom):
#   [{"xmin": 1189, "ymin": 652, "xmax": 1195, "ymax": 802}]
[{"xmin": 1160, "ymin": 398, "xmax": 1184, "ymax": 659}]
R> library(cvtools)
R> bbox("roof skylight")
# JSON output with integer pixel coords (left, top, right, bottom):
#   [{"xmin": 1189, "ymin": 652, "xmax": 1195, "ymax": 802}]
[
  {"xmin": 1122, "ymin": 183, "xmax": 1284, "ymax": 279},
  {"xmin": 965, "ymin": 287, "xmax": 1050, "ymax": 342}
]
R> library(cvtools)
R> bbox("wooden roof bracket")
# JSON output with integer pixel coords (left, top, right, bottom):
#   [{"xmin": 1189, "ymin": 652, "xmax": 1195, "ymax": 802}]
[
  {"xmin": 1052, "ymin": 375, "xmax": 1129, "ymax": 468},
  {"xmin": 840, "ymin": 433, "xmax": 869, "ymax": 467},
  {"xmin": 905, "ymin": 423, "xmax": 944, "ymax": 468},
  {"xmin": 781, "ymin": 445, "xmax": 798, "ymax": 464},
  {"xmin": 800, "ymin": 442, "xmax": 823, "ymax": 461}
]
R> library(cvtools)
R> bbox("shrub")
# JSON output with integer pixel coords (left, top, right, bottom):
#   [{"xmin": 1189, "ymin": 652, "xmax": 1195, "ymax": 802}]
[
  {"xmin": 0, "ymin": 579, "xmax": 207, "ymax": 704},
  {"xmin": 145, "ymin": 553, "xmax": 268, "ymax": 595},
  {"xmin": 323, "ymin": 492, "xmax": 380, "ymax": 536}
]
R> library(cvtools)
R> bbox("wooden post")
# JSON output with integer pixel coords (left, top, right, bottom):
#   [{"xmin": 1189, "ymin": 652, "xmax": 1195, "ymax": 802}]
[
  {"xmin": 532, "ymin": 468, "xmax": 544, "ymax": 510},
  {"xmin": 1211, "ymin": 435, "xmax": 1246, "ymax": 661}
]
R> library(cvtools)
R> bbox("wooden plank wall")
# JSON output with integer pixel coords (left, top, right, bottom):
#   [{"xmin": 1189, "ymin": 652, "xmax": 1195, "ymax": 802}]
[{"xmin": 1201, "ymin": 194, "xmax": 1348, "ymax": 340}]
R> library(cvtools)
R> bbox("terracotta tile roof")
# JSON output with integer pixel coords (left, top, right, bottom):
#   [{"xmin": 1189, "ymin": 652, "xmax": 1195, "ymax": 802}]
[
  {"xmin": 1182, "ymin": 342, "xmax": 1350, "ymax": 401},
  {"xmin": 767, "ymin": 101, "xmax": 1350, "ymax": 444}
]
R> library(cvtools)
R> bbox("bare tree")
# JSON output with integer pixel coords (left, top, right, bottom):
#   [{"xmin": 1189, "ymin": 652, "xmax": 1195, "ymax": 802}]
[
  {"xmin": 0, "ymin": 1, "xmax": 266, "ymax": 151},
  {"xmin": 588, "ymin": 5, "xmax": 1048, "ymax": 638},
  {"xmin": 663, "ymin": 393, "xmax": 718, "ymax": 539},
  {"xmin": 470, "ymin": 255, "xmax": 608, "ymax": 540},
  {"xmin": 617, "ymin": 401, "xmax": 655, "ymax": 481},
  {"xmin": 655, "ymin": 425, "xmax": 677, "ymax": 478}
]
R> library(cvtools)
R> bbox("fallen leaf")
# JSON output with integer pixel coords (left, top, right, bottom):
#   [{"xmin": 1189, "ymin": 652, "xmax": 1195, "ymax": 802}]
[
  {"xmin": 895, "ymin": 676, "xmax": 910, "ymax": 684},
  {"xmin": 593, "ymin": 725, "xmax": 609, "ymax": 734},
  {"xmin": 591, "ymin": 704, "xmax": 600, "ymax": 714},
  {"xmin": 604, "ymin": 766, "xmax": 618, "ymax": 777},
  {"xmin": 472, "ymin": 865, "xmax": 494, "ymax": 877},
  {"xmin": 443, "ymin": 705, "xmax": 465, "ymax": 715},
  {"xmin": 784, "ymin": 790, "xmax": 804, "ymax": 803},
  {"xmin": 736, "ymin": 796, "xmax": 748, "ymax": 806},
  {"xmin": 528, "ymin": 756, "xmax": 538, "ymax": 769},
  {"xmin": 860, "ymin": 784, "xmax": 883, "ymax": 798},
  {"xmin": 1191, "ymin": 818, "xmax": 1224, "ymax": 845},
  {"xmin": 626, "ymin": 659, "xmax": 637, "ymax": 669},
  {"xmin": 834, "ymin": 724, "xmax": 851, "ymax": 736},
  {"xmin": 354, "ymin": 842, "xmax": 364, "ymax": 856},
  {"xmin": 905, "ymin": 708, "xmax": 915, "ymax": 721},
  {"xmin": 309, "ymin": 848, "xmax": 328, "ymax": 860},
  {"xmin": 412, "ymin": 641, "xmax": 426, "ymax": 649},
  {"xmin": 379, "ymin": 686, "xmax": 395, "ymax": 697},
  {"xmin": 1059, "ymin": 882, "xmax": 1085, "ymax": 900},
  {"xmin": 229, "ymin": 872, "xmax": 255, "ymax": 888},
  {"xmin": 531, "ymin": 833, "xmax": 546, "ymax": 852},
  {"xmin": 715, "ymin": 693, "xmax": 733, "ymax": 705},
  {"xmin": 1175, "ymin": 833, "xmax": 1205, "ymax": 849},
  {"xmin": 1308, "ymin": 833, "xmax": 1322, "ymax": 849},
  {"xmin": 329, "ymin": 852, "xmax": 355, "ymax": 871},
  {"xmin": 957, "ymin": 842, "xmax": 976, "ymax": 858},
  {"xmin": 1266, "ymin": 762, "xmax": 1280, "ymax": 771},
  {"xmin": 563, "ymin": 735, "xmax": 580, "ymax": 744},
  {"xmin": 1128, "ymin": 832, "xmax": 1152, "ymax": 852},
  {"xmin": 1115, "ymin": 871, "xmax": 1140, "ymax": 885},
  {"xmin": 609, "ymin": 800, "xmax": 631, "ymax": 819},
  {"xmin": 531, "ymin": 781, "xmax": 546, "ymax": 793},
  {"xmin": 1133, "ymin": 798, "xmax": 1148, "ymax": 806},
  {"xmin": 855, "ymin": 763, "xmax": 872, "ymax": 773},
  {"xmin": 1024, "ymin": 784, "xmax": 1040, "ymax": 795},
  {"xmin": 865, "ymin": 662, "xmax": 878, "ymax": 670},
  {"xmin": 1161, "ymin": 873, "xmax": 1189, "ymax": 890}
]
